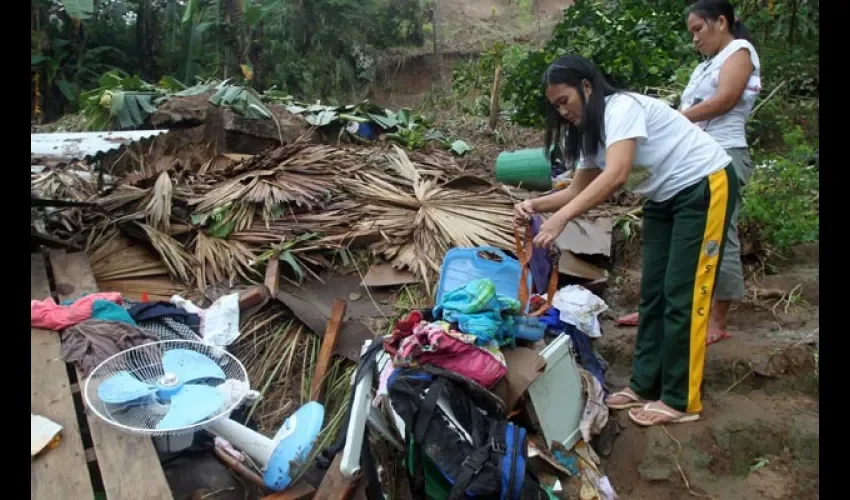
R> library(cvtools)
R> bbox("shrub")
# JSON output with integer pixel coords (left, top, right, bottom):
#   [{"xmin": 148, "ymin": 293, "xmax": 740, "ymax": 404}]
[
  {"xmin": 740, "ymin": 127, "xmax": 819, "ymax": 253},
  {"xmin": 504, "ymin": 0, "xmax": 693, "ymax": 127}
]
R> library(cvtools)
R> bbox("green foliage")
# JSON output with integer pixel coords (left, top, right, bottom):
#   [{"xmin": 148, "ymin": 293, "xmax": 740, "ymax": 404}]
[
  {"xmin": 58, "ymin": 0, "xmax": 94, "ymax": 20},
  {"xmin": 737, "ymin": 0, "xmax": 819, "ymax": 97},
  {"xmin": 740, "ymin": 127, "xmax": 819, "ymax": 253},
  {"xmin": 33, "ymin": 0, "xmax": 428, "ymax": 121},
  {"xmin": 80, "ymin": 70, "xmax": 159, "ymax": 130},
  {"xmin": 505, "ymin": 0, "xmax": 693, "ymax": 126},
  {"xmin": 209, "ymin": 81, "xmax": 273, "ymax": 119},
  {"xmin": 451, "ymin": 41, "xmax": 529, "ymax": 117}
]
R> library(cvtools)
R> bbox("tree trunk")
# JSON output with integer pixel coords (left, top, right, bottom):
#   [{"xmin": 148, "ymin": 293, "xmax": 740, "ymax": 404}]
[
  {"xmin": 432, "ymin": 0, "xmax": 442, "ymax": 78},
  {"xmin": 488, "ymin": 64, "xmax": 502, "ymax": 130},
  {"xmin": 788, "ymin": 0, "xmax": 799, "ymax": 46},
  {"xmin": 135, "ymin": 0, "xmax": 160, "ymax": 80},
  {"xmin": 223, "ymin": 0, "xmax": 245, "ymax": 79}
]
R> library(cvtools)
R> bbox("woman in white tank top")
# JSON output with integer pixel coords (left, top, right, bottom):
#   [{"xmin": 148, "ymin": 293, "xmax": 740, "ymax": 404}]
[
  {"xmin": 681, "ymin": 0, "xmax": 760, "ymax": 346},
  {"xmin": 618, "ymin": 1, "xmax": 761, "ymax": 346}
]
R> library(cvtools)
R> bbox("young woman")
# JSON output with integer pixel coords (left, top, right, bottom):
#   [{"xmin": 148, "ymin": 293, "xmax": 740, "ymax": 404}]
[
  {"xmin": 681, "ymin": 0, "xmax": 761, "ymax": 344},
  {"xmin": 515, "ymin": 55, "xmax": 737, "ymax": 426}
]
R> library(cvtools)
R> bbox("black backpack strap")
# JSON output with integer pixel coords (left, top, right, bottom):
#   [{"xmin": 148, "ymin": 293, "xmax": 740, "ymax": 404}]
[
  {"xmin": 446, "ymin": 444, "xmax": 491, "ymax": 500},
  {"xmin": 409, "ymin": 376, "xmax": 449, "ymax": 498},
  {"xmin": 447, "ymin": 420, "xmax": 504, "ymax": 500}
]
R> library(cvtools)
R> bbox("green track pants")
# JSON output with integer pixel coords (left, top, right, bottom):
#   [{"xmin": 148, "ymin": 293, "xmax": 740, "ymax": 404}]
[{"xmin": 629, "ymin": 164, "xmax": 738, "ymax": 414}]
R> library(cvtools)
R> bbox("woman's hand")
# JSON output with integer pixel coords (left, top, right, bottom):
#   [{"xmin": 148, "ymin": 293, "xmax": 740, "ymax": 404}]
[
  {"xmin": 533, "ymin": 214, "xmax": 569, "ymax": 249},
  {"xmin": 513, "ymin": 200, "xmax": 535, "ymax": 224}
]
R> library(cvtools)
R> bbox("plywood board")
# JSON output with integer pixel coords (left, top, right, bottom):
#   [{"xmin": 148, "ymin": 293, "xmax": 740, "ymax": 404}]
[
  {"xmin": 31, "ymin": 253, "xmax": 95, "ymax": 500},
  {"xmin": 48, "ymin": 250, "xmax": 174, "ymax": 500}
]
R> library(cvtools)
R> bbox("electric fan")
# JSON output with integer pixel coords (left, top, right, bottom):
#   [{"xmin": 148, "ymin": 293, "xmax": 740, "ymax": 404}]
[{"xmin": 83, "ymin": 340, "xmax": 324, "ymax": 491}]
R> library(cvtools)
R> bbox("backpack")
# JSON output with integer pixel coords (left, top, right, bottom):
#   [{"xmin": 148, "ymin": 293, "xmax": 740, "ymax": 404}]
[{"xmin": 388, "ymin": 366, "xmax": 547, "ymax": 500}]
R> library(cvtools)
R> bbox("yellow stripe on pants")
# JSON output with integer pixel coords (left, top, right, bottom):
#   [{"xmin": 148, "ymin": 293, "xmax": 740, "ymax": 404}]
[{"xmin": 687, "ymin": 168, "xmax": 729, "ymax": 414}]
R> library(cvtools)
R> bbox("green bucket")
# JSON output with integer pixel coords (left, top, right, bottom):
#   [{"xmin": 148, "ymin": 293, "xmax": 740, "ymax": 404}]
[{"xmin": 495, "ymin": 148, "xmax": 553, "ymax": 191}]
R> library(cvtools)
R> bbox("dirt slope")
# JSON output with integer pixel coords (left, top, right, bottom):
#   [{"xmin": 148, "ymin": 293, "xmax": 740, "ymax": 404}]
[{"xmin": 598, "ymin": 243, "xmax": 819, "ymax": 500}]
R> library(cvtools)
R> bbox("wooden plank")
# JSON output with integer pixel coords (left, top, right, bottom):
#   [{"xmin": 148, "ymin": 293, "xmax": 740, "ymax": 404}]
[
  {"xmin": 31, "ymin": 253, "xmax": 96, "ymax": 500},
  {"xmin": 265, "ymin": 255, "xmax": 280, "ymax": 297},
  {"xmin": 47, "ymin": 250, "xmax": 174, "ymax": 500},
  {"xmin": 310, "ymin": 299, "xmax": 346, "ymax": 402},
  {"xmin": 312, "ymin": 454, "xmax": 359, "ymax": 500},
  {"xmin": 262, "ymin": 481, "xmax": 316, "ymax": 500}
]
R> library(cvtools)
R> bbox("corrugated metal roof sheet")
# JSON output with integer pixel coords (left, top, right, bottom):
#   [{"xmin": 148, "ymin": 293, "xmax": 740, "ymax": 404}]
[{"xmin": 31, "ymin": 130, "xmax": 168, "ymax": 163}]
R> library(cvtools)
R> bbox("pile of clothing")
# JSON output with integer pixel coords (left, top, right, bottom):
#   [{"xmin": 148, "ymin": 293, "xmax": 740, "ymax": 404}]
[
  {"xmin": 30, "ymin": 292, "xmax": 242, "ymax": 378},
  {"xmin": 382, "ymin": 278, "xmax": 532, "ymax": 389}
]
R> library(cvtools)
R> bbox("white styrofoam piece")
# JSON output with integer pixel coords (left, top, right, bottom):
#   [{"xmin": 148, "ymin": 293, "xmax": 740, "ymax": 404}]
[
  {"xmin": 526, "ymin": 334, "xmax": 584, "ymax": 450},
  {"xmin": 340, "ymin": 340, "xmax": 375, "ymax": 478}
]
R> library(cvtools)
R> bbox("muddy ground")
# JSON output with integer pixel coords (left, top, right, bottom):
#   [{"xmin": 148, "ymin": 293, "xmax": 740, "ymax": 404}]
[{"xmin": 598, "ymin": 241, "xmax": 819, "ymax": 500}]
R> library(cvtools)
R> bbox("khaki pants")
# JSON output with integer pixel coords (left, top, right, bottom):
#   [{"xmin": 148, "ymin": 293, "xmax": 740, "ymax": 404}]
[{"xmin": 714, "ymin": 148, "xmax": 754, "ymax": 301}]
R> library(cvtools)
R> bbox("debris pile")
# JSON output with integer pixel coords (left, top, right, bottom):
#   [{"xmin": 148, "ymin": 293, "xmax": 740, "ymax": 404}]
[
  {"xmin": 32, "ymin": 133, "xmax": 518, "ymax": 300},
  {"xmin": 31, "ymin": 119, "xmax": 633, "ymax": 499}
]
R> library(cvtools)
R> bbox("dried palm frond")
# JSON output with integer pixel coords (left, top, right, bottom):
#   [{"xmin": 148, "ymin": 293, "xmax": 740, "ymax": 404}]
[
  {"xmin": 252, "ymin": 234, "xmax": 329, "ymax": 285},
  {"xmin": 385, "ymin": 144, "xmax": 421, "ymax": 183},
  {"xmin": 97, "ymin": 185, "xmax": 149, "ymax": 212},
  {"xmin": 87, "ymin": 228, "xmax": 171, "ymax": 281},
  {"xmin": 144, "ymin": 171, "xmax": 173, "ymax": 232},
  {"xmin": 190, "ymin": 140, "xmax": 360, "ymax": 229},
  {"xmin": 194, "ymin": 231, "xmax": 262, "ymax": 291},
  {"xmin": 31, "ymin": 168, "xmax": 99, "ymax": 201},
  {"xmin": 135, "ymin": 222, "xmax": 197, "ymax": 284},
  {"xmin": 97, "ymin": 278, "xmax": 187, "ymax": 302},
  {"xmin": 409, "ymin": 148, "xmax": 464, "ymax": 175},
  {"xmin": 228, "ymin": 198, "xmax": 361, "ymax": 243},
  {"xmin": 348, "ymin": 150, "xmax": 515, "ymax": 291}
]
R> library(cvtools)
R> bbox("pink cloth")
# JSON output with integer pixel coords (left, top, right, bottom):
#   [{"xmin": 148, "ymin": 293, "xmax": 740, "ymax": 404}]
[
  {"xmin": 31, "ymin": 293, "xmax": 123, "ymax": 331},
  {"xmin": 385, "ymin": 312, "xmax": 507, "ymax": 389}
]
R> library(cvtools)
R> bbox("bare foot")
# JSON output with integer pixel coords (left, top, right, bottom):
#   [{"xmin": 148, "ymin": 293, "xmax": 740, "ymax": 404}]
[
  {"xmin": 616, "ymin": 311, "xmax": 639, "ymax": 326},
  {"xmin": 707, "ymin": 329, "xmax": 732, "ymax": 345},
  {"xmin": 628, "ymin": 401, "xmax": 700, "ymax": 426}
]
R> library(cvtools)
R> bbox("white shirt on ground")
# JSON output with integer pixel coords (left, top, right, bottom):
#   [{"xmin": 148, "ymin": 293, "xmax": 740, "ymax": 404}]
[{"xmin": 578, "ymin": 93, "xmax": 732, "ymax": 203}]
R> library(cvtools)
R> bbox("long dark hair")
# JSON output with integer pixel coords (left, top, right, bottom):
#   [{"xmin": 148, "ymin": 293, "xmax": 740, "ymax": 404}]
[
  {"xmin": 543, "ymin": 55, "xmax": 619, "ymax": 168},
  {"xmin": 689, "ymin": 0, "xmax": 754, "ymax": 46}
]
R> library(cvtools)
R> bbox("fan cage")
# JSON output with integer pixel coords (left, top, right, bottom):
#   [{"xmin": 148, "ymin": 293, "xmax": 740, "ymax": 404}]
[{"xmin": 83, "ymin": 340, "xmax": 249, "ymax": 437}]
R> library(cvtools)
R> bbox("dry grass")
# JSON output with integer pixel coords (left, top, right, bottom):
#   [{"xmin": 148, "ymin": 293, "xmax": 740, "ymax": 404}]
[{"xmin": 231, "ymin": 305, "xmax": 355, "ymax": 471}]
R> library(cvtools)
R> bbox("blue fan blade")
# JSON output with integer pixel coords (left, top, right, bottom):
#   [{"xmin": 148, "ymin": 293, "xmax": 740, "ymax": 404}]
[
  {"xmin": 97, "ymin": 371, "xmax": 157, "ymax": 404},
  {"xmin": 155, "ymin": 384, "xmax": 227, "ymax": 430},
  {"xmin": 162, "ymin": 349, "xmax": 226, "ymax": 384}
]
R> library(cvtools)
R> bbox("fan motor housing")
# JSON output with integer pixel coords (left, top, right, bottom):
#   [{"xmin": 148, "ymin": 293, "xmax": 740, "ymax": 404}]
[{"xmin": 156, "ymin": 373, "xmax": 184, "ymax": 400}]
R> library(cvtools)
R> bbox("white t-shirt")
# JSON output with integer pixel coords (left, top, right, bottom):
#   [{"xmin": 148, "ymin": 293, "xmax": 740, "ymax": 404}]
[
  {"xmin": 679, "ymin": 39, "xmax": 762, "ymax": 149},
  {"xmin": 578, "ymin": 93, "xmax": 731, "ymax": 203}
]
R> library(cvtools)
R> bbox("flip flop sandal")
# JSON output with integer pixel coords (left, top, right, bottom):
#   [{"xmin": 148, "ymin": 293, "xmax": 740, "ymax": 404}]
[
  {"xmin": 628, "ymin": 403, "xmax": 700, "ymax": 427},
  {"xmin": 706, "ymin": 330, "xmax": 732, "ymax": 346},
  {"xmin": 605, "ymin": 389, "xmax": 648, "ymax": 410}
]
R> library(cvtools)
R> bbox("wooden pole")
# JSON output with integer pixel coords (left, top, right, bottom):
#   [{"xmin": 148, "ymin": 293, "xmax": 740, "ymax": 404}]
[
  {"xmin": 310, "ymin": 299, "xmax": 347, "ymax": 402},
  {"xmin": 488, "ymin": 64, "xmax": 503, "ymax": 130}
]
